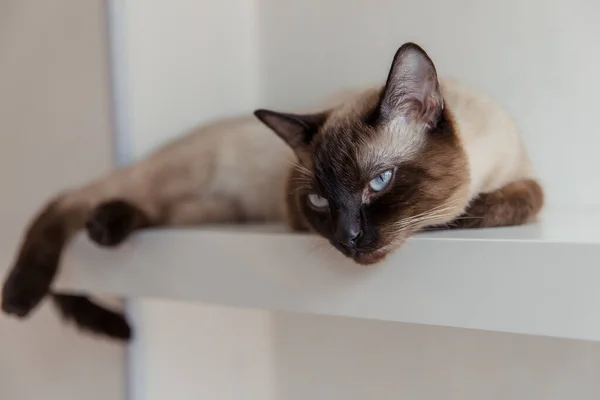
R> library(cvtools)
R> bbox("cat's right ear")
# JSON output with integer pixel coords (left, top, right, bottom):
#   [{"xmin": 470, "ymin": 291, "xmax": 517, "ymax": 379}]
[
  {"xmin": 379, "ymin": 42, "xmax": 443, "ymax": 128},
  {"xmin": 254, "ymin": 109, "xmax": 327, "ymax": 151}
]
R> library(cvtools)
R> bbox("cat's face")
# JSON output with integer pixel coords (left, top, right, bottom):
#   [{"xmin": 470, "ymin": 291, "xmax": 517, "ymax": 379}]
[{"xmin": 256, "ymin": 43, "xmax": 469, "ymax": 265}]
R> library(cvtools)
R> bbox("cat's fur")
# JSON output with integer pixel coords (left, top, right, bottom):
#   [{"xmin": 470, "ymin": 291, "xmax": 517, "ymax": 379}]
[{"xmin": 1, "ymin": 43, "xmax": 543, "ymax": 340}]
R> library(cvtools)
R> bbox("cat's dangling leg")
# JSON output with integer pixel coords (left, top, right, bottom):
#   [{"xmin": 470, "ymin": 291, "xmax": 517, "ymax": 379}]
[
  {"xmin": 0, "ymin": 191, "xmax": 139, "ymax": 340},
  {"xmin": 445, "ymin": 178, "xmax": 544, "ymax": 229},
  {"xmin": 1, "ymin": 197, "xmax": 77, "ymax": 315},
  {"xmin": 1, "ymin": 161, "xmax": 195, "ymax": 340},
  {"xmin": 2, "ymin": 191, "xmax": 243, "ymax": 341},
  {"xmin": 1, "ymin": 122, "xmax": 240, "ymax": 340},
  {"xmin": 0, "ymin": 162, "xmax": 164, "ymax": 340},
  {"xmin": 47, "ymin": 199, "xmax": 155, "ymax": 340}
]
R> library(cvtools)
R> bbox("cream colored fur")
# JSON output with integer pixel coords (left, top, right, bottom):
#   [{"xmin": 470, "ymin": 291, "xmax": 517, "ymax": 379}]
[
  {"xmin": 440, "ymin": 78, "xmax": 535, "ymax": 197},
  {"xmin": 59, "ymin": 116, "xmax": 295, "ymax": 224}
]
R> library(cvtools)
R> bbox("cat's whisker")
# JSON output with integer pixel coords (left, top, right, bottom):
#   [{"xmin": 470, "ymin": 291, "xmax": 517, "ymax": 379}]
[
  {"xmin": 391, "ymin": 208, "xmax": 459, "ymax": 234},
  {"xmin": 292, "ymin": 163, "xmax": 312, "ymax": 178},
  {"xmin": 289, "ymin": 185, "xmax": 312, "ymax": 195},
  {"xmin": 452, "ymin": 215, "xmax": 485, "ymax": 220},
  {"xmin": 394, "ymin": 198, "xmax": 463, "ymax": 224},
  {"xmin": 392, "ymin": 206, "xmax": 458, "ymax": 228},
  {"xmin": 297, "ymin": 174, "xmax": 312, "ymax": 182},
  {"xmin": 392, "ymin": 199, "xmax": 468, "ymax": 230},
  {"xmin": 289, "ymin": 180, "xmax": 312, "ymax": 188},
  {"xmin": 394, "ymin": 218, "xmax": 449, "ymax": 233},
  {"xmin": 290, "ymin": 183, "xmax": 311, "ymax": 189},
  {"xmin": 290, "ymin": 174, "xmax": 311, "ymax": 181},
  {"xmin": 287, "ymin": 161, "xmax": 313, "ymax": 182},
  {"xmin": 295, "ymin": 171, "xmax": 312, "ymax": 180},
  {"xmin": 410, "ymin": 211, "xmax": 457, "ymax": 224}
]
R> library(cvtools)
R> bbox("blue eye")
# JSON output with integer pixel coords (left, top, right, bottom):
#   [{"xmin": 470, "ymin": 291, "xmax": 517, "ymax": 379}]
[
  {"xmin": 308, "ymin": 193, "xmax": 329, "ymax": 209},
  {"xmin": 369, "ymin": 169, "xmax": 393, "ymax": 192}
]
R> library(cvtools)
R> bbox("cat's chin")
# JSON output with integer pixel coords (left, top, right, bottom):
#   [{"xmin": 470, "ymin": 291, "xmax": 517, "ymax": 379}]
[
  {"xmin": 352, "ymin": 238, "xmax": 409, "ymax": 265},
  {"xmin": 352, "ymin": 248, "xmax": 390, "ymax": 265}
]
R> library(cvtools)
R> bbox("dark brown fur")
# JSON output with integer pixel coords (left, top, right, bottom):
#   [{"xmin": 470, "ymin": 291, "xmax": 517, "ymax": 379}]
[
  {"xmin": 2, "ymin": 198, "xmax": 74, "ymax": 318},
  {"xmin": 285, "ymin": 106, "xmax": 469, "ymax": 265},
  {"xmin": 2, "ymin": 197, "xmax": 150, "ymax": 340},
  {"xmin": 86, "ymin": 200, "xmax": 153, "ymax": 247},
  {"xmin": 445, "ymin": 179, "xmax": 544, "ymax": 229}
]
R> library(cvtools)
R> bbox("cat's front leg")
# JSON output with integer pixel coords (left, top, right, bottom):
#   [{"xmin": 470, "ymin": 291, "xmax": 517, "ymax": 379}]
[{"xmin": 446, "ymin": 179, "xmax": 544, "ymax": 229}]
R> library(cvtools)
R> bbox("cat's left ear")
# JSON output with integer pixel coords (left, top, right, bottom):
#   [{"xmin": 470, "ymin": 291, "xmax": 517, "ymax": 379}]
[
  {"xmin": 254, "ymin": 109, "xmax": 327, "ymax": 150},
  {"xmin": 379, "ymin": 42, "xmax": 444, "ymax": 128}
]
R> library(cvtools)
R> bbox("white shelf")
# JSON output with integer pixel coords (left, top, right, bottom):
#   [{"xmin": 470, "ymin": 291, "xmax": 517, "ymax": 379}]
[{"xmin": 44, "ymin": 209, "xmax": 600, "ymax": 342}]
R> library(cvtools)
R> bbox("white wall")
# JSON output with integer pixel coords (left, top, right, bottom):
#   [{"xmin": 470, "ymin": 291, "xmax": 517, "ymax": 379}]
[
  {"xmin": 116, "ymin": 0, "xmax": 600, "ymax": 399},
  {"xmin": 114, "ymin": 0, "xmax": 261, "ymax": 160},
  {"xmin": 0, "ymin": 1, "xmax": 125, "ymax": 400}
]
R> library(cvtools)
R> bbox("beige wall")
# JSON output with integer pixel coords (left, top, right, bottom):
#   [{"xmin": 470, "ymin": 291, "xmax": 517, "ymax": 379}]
[{"xmin": 0, "ymin": 1, "xmax": 125, "ymax": 399}]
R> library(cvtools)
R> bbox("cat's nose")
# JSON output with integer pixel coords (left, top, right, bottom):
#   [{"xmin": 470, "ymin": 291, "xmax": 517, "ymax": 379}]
[{"xmin": 335, "ymin": 223, "xmax": 362, "ymax": 250}]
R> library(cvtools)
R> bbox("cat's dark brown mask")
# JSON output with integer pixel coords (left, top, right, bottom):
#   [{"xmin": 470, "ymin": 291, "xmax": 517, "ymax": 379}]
[{"xmin": 255, "ymin": 43, "xmax": 470, "ymax": 264}]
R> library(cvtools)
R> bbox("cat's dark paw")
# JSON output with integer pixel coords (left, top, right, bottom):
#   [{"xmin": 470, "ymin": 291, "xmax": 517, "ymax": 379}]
[
  {"xmin": 86, "ymin": 200, "xmax": 141, "ymax": 247},
  {"xmin": 1, "ymin": 269, "xmax": 48, "ymax": 318}
]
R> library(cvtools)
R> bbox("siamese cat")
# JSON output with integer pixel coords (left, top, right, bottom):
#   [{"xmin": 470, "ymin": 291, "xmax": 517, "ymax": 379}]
[{"xmin": 1, "ymin": 43, "xmax": 543, "ymax": 341}]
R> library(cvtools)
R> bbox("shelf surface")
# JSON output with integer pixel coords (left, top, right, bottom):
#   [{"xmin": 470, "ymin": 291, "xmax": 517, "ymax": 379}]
[{"xmin": 4, "ymin": 209, "xmax": 600, "ymax": 342}]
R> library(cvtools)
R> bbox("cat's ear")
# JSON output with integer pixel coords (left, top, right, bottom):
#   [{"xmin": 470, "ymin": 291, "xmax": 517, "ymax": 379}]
[
  {"xmin": 379, "ymin": 42, "xmax": 443, "ymax": 128},
  {"xmin": 254, "ymin": 109, "xmax": 327, "ymax": 150}
]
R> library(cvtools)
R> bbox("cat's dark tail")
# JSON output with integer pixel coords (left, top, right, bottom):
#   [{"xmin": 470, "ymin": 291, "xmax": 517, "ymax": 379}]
[
  {"xmin": 51, "ymin": 294, "xmax": 131, "ymax": 340},
  {"xmin": 1, "ymin": 178, "xmax": 137, "ymax": 342}
]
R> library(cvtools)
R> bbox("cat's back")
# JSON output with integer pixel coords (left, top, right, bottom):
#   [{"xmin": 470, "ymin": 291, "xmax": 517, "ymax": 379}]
[
  {"xmin": 440, "ymin": 77, "xmax": 535, "ymax": 196},
  {"xmin": 140, "ymin": 114, "xmax": 294, "ymax": 221}
]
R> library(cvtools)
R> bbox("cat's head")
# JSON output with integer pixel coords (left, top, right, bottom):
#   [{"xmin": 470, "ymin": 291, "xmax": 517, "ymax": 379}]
[{"xmin": 255, "ymin": 43, "xmax": 469, "ymax": 265}]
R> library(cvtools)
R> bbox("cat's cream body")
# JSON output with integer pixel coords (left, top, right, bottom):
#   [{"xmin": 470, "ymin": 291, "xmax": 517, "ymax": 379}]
[
  {"xmin": 81, "ymin": 78, "xmax": 532, "ymax": 228},
  {"xmin": 440, "ymin": 78, "xmax": 535, "ymax": 198},
  {"xmin": 77, "ymin": 77, "xmax": 534, "ymax": 226}
]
